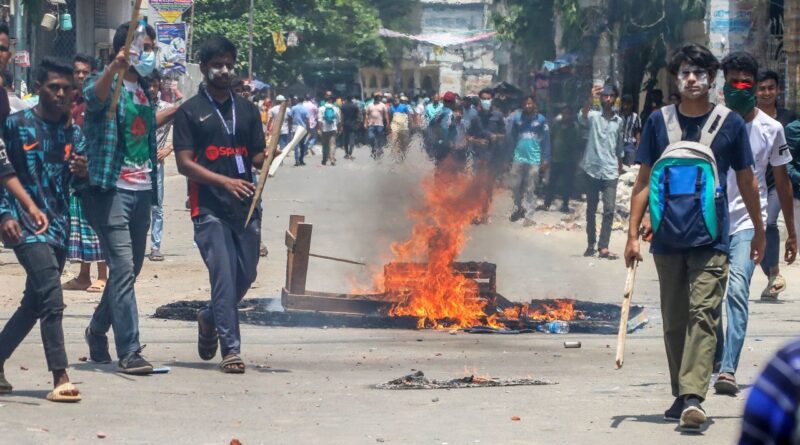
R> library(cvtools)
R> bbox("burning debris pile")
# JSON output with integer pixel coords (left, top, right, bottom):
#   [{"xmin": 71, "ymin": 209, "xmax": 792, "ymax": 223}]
[{"xmin": 375, "ymin": 370, "xmax": 557, "ymax": 390}]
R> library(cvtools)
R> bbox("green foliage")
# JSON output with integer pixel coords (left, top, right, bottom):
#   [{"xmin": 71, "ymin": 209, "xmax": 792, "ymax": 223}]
[
  {"xmin": 493, "ymin": 0, "xmax": 556, "ymax": 63},
  {"xmin": 192, "ymin": 0, "xmax": 388, "ymax": 85}
]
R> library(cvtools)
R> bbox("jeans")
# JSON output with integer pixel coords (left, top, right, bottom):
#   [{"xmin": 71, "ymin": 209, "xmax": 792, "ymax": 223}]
[
  {"xmin": 320, "ymin": 130, "xmax": 337, "ymax": 165},
  {"xmin": 761, "ymin": 188, "xmax": 780, "ymax": 275},
  {"xmin": 368, "ymin": 125, "xmax": 386, "ymax": 158},
  {"xmin": 293, "ymin": 128, "xmax": 308, "ymax": 164},
  {"xmin": 194, "ymin": 214, "xmax": 260, "ymax": 357},
  {"xmin": 279, "ymin": 133, "xmax": 289, "ymax": 150},
  {"xmin": 585, "ymin": 175, "xmax": 618, "ymax": 250},
  {"xmin": 151, "ymin": 162, "xmax": 165, "ymax": 251},
  {"xmin": 307, "ymin": 126, "xmax": 317, "ymax": 149},
  {"xmin": 654, "ymin": 248, "xmax": 728, "ymax": 398},
  {"xmin": 83, "ymin": 188, "xmax": 151, "ymax": 359},
  {"xmin": 544, "ymin": 162, "xmax": 575, "ymax": 209},
  {"xmin": 510, "ymin": 162, "xmax": 539, "ymax": 220},
  {"xmin": 0, "ymin": 243, "xmax": 69, "ymax": 371},
  {"xmin": 343, "ymin": 126, "xmax": 356, "ymax": 156},
  {"xmin": 714, "ymin": 229, "xmax": 756, "ymax": 375}
]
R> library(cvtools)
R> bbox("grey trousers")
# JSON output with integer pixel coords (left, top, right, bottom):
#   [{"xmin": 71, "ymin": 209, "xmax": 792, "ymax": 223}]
[
  {"xmin": 194, "ymin": 214, "xmax": 261, "ymax": 357},
  {"xmin": 585, "ymin": 175, "xmax": 618, "ymax": 250},
  {"xmin": 510, "ymin": 162, "xmax": 539, "ymax": 220}
]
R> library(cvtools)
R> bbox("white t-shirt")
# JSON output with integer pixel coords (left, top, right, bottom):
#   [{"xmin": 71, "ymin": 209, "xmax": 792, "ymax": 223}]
[
  {"xmin": 317, "ymin": 103, "xmax": 341, "ymax": 133},
  {"xmin": 727, "ymin": 109, "xmax": 792, "ymax": 234},
  {"xmin": 269, "ymin": 105, "xmax": 290, "ymax": 135}
]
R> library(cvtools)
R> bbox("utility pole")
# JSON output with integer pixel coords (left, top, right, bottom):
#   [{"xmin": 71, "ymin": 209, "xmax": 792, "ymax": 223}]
[{"xmin": 248, "ymin": 0, "xmax": 254, "ymax": 80}]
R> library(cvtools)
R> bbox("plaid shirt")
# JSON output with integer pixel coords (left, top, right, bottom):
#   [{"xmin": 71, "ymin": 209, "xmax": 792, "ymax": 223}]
[{"xmin": 82, "ymin": 72, "xmax": 159, "ymax": 203}]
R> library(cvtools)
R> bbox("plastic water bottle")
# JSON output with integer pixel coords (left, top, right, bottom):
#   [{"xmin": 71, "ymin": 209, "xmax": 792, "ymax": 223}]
[
  {"xmin": 546, "ymin": 321, "xmax": 569, "ymax": 334},
  {"xmin": 129, "ymin": 18, "xmax": 147, "ymax": 62}
]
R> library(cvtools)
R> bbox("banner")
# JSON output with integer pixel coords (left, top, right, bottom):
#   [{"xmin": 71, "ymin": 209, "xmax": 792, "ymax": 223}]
[
  {"xmin": 149, "ymin": 0, "xmax": 193, "ymax": 23},
  {"xmin": 156, "ymin": 22, "xmax": 187, "ymax": 74},
  {"xmin": 272, "ymin": 31, "xmax": 287, "ymax": 55}
]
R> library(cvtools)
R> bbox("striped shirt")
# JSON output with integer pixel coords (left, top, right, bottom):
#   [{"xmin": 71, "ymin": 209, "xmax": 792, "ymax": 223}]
[{"xmin": 739, "ymin": 339, "xmax": 800, "ymax": 444}]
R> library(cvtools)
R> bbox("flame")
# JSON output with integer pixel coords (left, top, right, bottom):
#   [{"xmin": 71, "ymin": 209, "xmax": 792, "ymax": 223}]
[
  {"xmin": 381, "ymin": 159, "xmax": 495, "ymax": 329},
  {"xmin": 501, "ymin": 299, "xmax": 579, "ymax": 322}
]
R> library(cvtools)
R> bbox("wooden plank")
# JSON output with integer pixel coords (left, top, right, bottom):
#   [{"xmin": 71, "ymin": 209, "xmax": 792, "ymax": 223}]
[
  {"xmin": 282, "ymin": 288, "xmax": 393, "ymax": 315},
  {"xmin": 289, "ymin": 223, "xmax": 312, "ymax": 294},
  {"xmin": 285, "ymin": 231, "xmax": 296, "ymax": 251},
  {"xmin": 285, "ymin": 215, "xmax": 306, "ymax": 291}
]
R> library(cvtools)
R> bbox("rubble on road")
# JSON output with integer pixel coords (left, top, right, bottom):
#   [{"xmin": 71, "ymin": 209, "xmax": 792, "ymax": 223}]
[{"xmin": 375, "ymin": 371, "xmax": 557, "ymax": 390}]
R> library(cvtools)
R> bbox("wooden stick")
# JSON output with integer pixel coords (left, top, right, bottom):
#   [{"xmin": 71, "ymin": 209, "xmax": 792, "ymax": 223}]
[
  {"xmin": 245, "ymin": 101, "xmax": 287, "ymax": 226},
  {"xmin": 309, "ymin": 253, "xmax": 366, "ymax": 267},
  {"xmin": 106, "ymin": 0, "xmax": 144, "ymax": 121},
  {"xmin": 615, "ymin": 261, "xmax": 639, "ymax": 369}
]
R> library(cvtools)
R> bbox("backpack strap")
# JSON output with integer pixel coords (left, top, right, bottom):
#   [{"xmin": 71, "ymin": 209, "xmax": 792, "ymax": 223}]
[
  {"xmin": 661, "ymin": 105, "xmax": 682, "ymax": 145},
  {"xmin": 698, "ymin": 105, "xmax": 731, "ymax": 147}
]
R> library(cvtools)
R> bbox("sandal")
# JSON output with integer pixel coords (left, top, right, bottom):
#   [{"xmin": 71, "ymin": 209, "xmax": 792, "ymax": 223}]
[
  {"xmin": 62, "ymin": 278, "xmax": 91, "ymax": 291},
  {"xmin": 149, "ymin": 250, "xmax": 165, "ymax": 262},
  {"xmin": 0, "ymin": 372, "xmax": 12, "ymax": 394},
  {"xmin": 219, "ymin": 354, "xmax": 246, "ymax": 374},
  {"xmin": 46, "ymin": 382, "xmax": 82, "ymax": 403},
  {"xmin": 197, "ymin": 311, "xmax": 219, "ymax": 361},
  {"xmin": 761, "ymin": 275, "xmax": 786, "ymax": 301},
  {"xmin": 598, "ymin": 250, "xmax": 619, "ymax": 260},
  {"xmin": 87, "ymin": 279, "xmax": 106, "ymax": 293}
]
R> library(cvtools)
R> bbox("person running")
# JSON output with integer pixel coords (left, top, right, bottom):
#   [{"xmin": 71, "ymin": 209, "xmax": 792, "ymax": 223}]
[
  {"xmin": 147, "ymin": 71, "xmax": 178, "ymax": 262},
  {"xmin": 365, "ymin": 92, "xmax": 389, "ymax": 159},
  {"xmin": 0, "ymin": 58, "xmax": 87, "ymax": 402},
  {"xmin": 508, "ymin": 96, "xmax": 550, "ymax": 227},
  {"xmin": 755, "ymin": 69, "xmax": 798, "ymax": 301},
  {"xmin": 317, "ymin": 91, "xmax": 341, "ymax": 166},
  {"xmin": 712, "ymin": 52, "xmax": 797, "ymax": 396},
  {"xmin": 625, "ymin": 43, "xmax": 764, "ymax": 432},
  {"xmin": 81, "ymin": 21, "xmax": 160, "ymax": 374},
  {"xmin": 340, "ymin": 95, "xmax": 360, "ymax": 160},
  {"xmin": 290, "ymin": 95, "xmax": 310, "ymax": 166},
  {"xmin": 63, "ymin": 53, "xmax": 108, "ymax": 293},
  {"xmin": 173, "ymin": 36, "xmax": 268, "ymax": 374},
  {"xmin": 578, "ymin": 84, "xmax": 624, "ymax": 259}
]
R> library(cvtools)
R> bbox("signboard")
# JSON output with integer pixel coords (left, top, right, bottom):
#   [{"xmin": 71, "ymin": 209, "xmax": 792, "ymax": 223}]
[
  {"xmin": 14, "ymin": 50, "xmax": 29, "ymax": 68},
  {"xmin": 156, "ymin": 22, "xmax": 187, "ymax": 74},
  {"xmin": 286, "ymin": 32, "xmax": 298, "ymax": 47},
  {"xmin": 149, "ymin": 0, "xmax": 193, "ymax": 24}
]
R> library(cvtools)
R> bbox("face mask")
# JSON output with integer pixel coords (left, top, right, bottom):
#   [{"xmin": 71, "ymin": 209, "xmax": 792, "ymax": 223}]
[
  {"xmin": 481, "ymin": 99, "xmax": 492, "ymax": 110},
  {"xmin": 133, "ymin": 51, "xmax": 156, "ymax": 77},
  {"xmin": 724, "ymin": 81, "xmax": 757, "ymax": 116}
]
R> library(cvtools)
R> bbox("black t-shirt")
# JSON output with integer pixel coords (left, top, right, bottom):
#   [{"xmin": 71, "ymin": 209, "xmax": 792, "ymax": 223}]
[
  {"xmin": 341, "ymin": 101, "xmax": 360, "ymax": 128},
  {"xmin": 173, "ymin": 90, "xmax": 266, "ymax": 222}
]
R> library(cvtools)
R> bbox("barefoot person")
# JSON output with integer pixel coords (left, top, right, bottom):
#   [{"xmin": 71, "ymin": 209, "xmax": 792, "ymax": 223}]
[
  {"xmin": 173, "ymin": 36, "xmax": 269, "ymax": 373},
  {"xmin": 81, "ymin": 21, "xmax": 160, "ymax": 374},
  {"xmin": 0, "ymin": 57, "xmax": 87, "ymax": 402},
  {"xmin": 625, "ymin": 44, "xmax": 764, "ymax": 432}
]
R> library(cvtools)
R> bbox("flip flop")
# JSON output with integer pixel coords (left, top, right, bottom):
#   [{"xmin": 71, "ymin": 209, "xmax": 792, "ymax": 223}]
[
  {"xmin": 62, "ymin": 278, "xmax": 91, "ymax": 291},
  {"xmin": 0, "ymin": 372, "xmax": 12, "ymax": 394},
  {"xmin": 87, "ymin": 280, "xmax": 106, "ymax": 293},
  {"xmin": 46, "ymin": 382, "xmax": 82, "ymax": 403},
  {"xmin": 219, "ymin": 355, "xmax": 246, "ymax": 374},
  {"xmin": 762, "ymin": 275, "xmax": 786, "ymax": 301},
  {"xmin": 197, "ymin": 311, "xmax": 219, "ymax": 361},
  {"xmin": 598, "ymin": 250, "xmax": 619, "ymax": 260}
]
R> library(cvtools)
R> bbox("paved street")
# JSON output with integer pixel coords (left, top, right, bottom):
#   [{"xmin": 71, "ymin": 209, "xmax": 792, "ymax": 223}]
[{"xmin": 0, "ymin": 142, "xmax": 797, "ymax": 444}]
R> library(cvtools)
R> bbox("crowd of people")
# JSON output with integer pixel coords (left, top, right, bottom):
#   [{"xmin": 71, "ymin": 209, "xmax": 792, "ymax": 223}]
[{"xmin": 3, "ymin": 16, "xmax": 800, "ymax": 442}]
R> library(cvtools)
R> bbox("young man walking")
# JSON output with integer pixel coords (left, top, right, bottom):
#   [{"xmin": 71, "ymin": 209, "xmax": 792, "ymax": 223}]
[
  {"xmin": 290, "ymin": 95, "xmax": 310, "ymax": 166},
  {"xmin": 81, "ymin": 22, "xmax": 160, "ymax": 374},
  {"xmin": 317, "ymin": 91, "xmax": 341, "ymax": 166},
  {"xmin": 754, "ymin": 70, "xmax": 797, "ymax": 301},
  {"xmin": 173, "ymin": 36, "xmax": 269, "ymax": 373},
  {"xmin": 713, "ymin": 52, "xmax": 796, "ymax": 396},
  {"xmin": 542, "ymin": 103, "xmax": 581, "ymax": 213},
  {"xmin": 341, "ymin": 95, "xmax": 360, "ymax": 160},
  {"xmin": 579, "ymin": 84, "xmax": 624, "ymax": 259},
  {"xmin": 508, "ymin": 96, "xmax": 550, "ymax": 227},
  {"xmin": 0, "ymin": 58, "xmax": 87, "ymax": 401},
  {"xmin": 625, "ymin": 44, "xmax": 765, "ymax": 431},
  {"xmin": 63, "ymin": 53, "xmax": 108, "ymax": 293},
  {"xmin": 268, "ymin": 95, "xmax": 291, "ymax": 151},
  {"xmin": 365, "ymin": 92, "xmax": 389, "ymax": 159},
  {"xmin": 467, "ymin": 88, "xmax": 507, "ymax": 224}
]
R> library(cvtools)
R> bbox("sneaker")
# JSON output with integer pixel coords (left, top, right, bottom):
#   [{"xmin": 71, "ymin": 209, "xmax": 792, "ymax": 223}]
[
  {"xmin": 679, "ymin": 397, "xmax": 707, "ymax": 431},
  {"xmin": 509, "ymin": 209, "xmax": 524, "ymax": 223},
  {"xmin": 714, "ymin": 372, "xmax": 739, "ymax": 395},
  {"xmin": 663, "ymin": 397, "xmax": 683, "ymax": 422},
  {"xmin": 583, "ymin": 246, "xmax": 596, "ymax": 257},
  {"xmin": 84, "ymin": 326, "xmax": 112, "ymax": 364},
  {"xmin": 119, "ymin": 349, "xmax": 154, "ymax": 375}
]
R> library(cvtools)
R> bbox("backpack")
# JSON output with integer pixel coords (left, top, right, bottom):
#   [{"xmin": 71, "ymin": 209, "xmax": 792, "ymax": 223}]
[
  {"xmin": 323, "ymin": 105, "xmax": 336, "ymax": 124},
  {"xmin": 649, "ymin": 104, "xmax": 730, "ymax": 249},
  {"xmin": 424, "ymin": 110, "xmax": 448, "ymax": 160}
]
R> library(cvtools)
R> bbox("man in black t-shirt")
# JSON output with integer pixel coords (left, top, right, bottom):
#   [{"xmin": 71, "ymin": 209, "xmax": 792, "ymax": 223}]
[
  {"xmin": 173, "ymin": 36, "xmax": 268, "ymax": 374},
  {"xmin": 341, "ymin": 95, "xmax": 360, "ymax": 159}
]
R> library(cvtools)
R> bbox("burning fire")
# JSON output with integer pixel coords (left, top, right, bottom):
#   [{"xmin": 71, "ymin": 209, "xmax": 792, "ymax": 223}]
[{"xmin": 501, "ymin": 299, "xmax": 579, "ymax": 322}]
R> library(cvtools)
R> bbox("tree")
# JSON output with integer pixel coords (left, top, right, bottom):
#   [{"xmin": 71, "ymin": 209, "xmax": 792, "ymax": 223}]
[{"xmin": 192, "ymin": 0, "xmax": 387, "ymax": 87}]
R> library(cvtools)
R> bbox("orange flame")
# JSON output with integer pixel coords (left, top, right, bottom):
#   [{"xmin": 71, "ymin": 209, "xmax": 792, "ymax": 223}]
[{"xmin": 501, "ymin": 299, "xmax": 578, "ymax": 322}]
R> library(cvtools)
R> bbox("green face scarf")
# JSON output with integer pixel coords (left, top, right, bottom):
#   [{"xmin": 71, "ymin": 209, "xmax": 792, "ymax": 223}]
[{"xmin": 723, "ymin": 80, "xmax": 756, "ymax": 116}]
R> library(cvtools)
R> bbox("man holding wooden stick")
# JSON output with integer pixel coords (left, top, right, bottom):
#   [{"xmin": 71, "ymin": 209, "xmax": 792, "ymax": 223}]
[
  {"xmin": 81, "ymin": 21, "xmax": 159, "ymax": 375},
  {"xmin": 624, "ymin": 44, "xmax": 764, "ymax": 432},
  {"xmin": 173, "ymin": 36, "xmax": 271, "ymax": 373}
]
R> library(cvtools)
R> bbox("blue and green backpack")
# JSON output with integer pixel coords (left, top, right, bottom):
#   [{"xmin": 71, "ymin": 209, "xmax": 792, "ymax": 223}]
[{"xmin": 649, "ymin": 104, "xmax": 729, "ymax": 248}]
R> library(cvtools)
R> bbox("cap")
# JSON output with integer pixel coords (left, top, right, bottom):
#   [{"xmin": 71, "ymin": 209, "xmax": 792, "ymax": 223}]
[
  {"xmin": 442, "ymin": 91, "xmax": 457, "ymax": 102},
  {"xmin": 400, "ymin": 95, "xmax": 408, "ymax": 101},
  {"xmin": 276, "ymin": 94, "xmax": 286, "ymax": 102}
]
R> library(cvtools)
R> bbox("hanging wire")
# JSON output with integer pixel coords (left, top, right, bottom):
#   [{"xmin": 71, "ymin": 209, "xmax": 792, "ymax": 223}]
[{"xmin": 630, "ymin": 0, "xmax": 665, "ymax": 29}]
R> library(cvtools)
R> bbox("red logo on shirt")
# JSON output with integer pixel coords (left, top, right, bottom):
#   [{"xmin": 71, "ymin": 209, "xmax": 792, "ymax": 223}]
[{"xmin": 205, "ymin": 145, "xmax": 249, "ymax": 161}]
